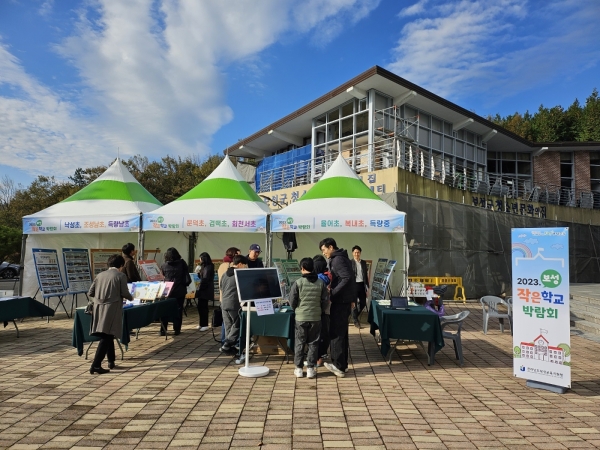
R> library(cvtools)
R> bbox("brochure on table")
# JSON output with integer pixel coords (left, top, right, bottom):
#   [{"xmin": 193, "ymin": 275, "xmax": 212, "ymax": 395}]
[
  {"xmin": 512, "ymin": 227, "xmax": 571, "ymax": 389},
  {"xmin": 139, "ymin": 260, "xmax": 164, "ymax": 281},
  {"xmin": 62, "ymin": 248, "xmax": 92, "ymax": 294},
  {"xmin": 32, "ymin": 248, "xmax": 68, "ymax": 297},
  {"xmin": 128, "ymin": 281, "xmax": 174, "ymax": 301}
]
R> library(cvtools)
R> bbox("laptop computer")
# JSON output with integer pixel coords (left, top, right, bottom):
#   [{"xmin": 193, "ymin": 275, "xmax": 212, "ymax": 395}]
[{"xmin": 390, "ymin": 296, "xmax": 409, "ymax": 310}]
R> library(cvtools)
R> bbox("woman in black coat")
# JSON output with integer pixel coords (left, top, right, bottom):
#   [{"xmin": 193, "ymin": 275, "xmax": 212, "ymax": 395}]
[
  {"xmin": 160, "ymin": 247, "xmax": 191, "ymax": 336},
  {"xmin": 195, "ymin": 252, "xmax": 215, "ymax": 331}
]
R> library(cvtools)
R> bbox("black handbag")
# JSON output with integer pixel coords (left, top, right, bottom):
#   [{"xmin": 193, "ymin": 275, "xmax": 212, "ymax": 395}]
[
  {"xmin": 211, "ymin": 308, "xmax": 223, "ymax": 343},
  {"xmin": 211, "ymin": 308, "xmax": 223, "ymax": 327}
]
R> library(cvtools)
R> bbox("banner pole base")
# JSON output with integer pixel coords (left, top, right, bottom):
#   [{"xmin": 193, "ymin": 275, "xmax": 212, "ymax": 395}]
[{"xmin": 526, "ymin": 380, "xmax": 568, "ymax": 394}]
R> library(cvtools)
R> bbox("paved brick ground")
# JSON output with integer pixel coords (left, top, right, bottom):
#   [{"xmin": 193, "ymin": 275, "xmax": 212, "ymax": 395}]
[{"xmin": 1, "ymin": 301, "xmax": 599, "ymax": 449}]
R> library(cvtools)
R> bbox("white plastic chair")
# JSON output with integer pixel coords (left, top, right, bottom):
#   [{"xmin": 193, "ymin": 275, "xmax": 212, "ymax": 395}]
[
  {"xmin": 480, "ymin": 296, "xmax": 511, "ymax": 334},
  {"xmin": 440, "ymin": 310, "xmax": 470, "ymax": 366}
]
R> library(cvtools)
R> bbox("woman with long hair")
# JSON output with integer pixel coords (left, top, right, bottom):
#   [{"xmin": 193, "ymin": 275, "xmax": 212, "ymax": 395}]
[
  {"xmin": 195, "ymin": 252, "xmax": 215, "ymax": 331},
  {"xmin": 120, "ymin": 242, "xmax": 141, "ymax": 283},
  {"xmin": 160, "ymin": 247, "xmax": 191, "ymax": 336}
]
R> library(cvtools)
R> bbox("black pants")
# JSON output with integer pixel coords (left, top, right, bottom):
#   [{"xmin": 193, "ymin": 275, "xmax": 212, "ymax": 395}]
[
  {"xmin": 162, "ymin": 297, "xmax": 184, "ymax": 333},
  {"xmin": 294, "ymin": 320, "xmax": 321, "ymax": 368},
  {"xmin": 352, "ymin": 282, "xmax": 367, "ymax": 321},
  {"xmin": 330, "ymin": 302, "xmax": 351, "ymax": 371},
  {"xmin": 92, "ymin": 333, "xmax": 115, "ymax": 368},
  {"xmin": 197, "ymin": 298, "xmax": 209, "ymax": 327},
  {"xmin": 318, "ymin": 313, "xmax": 330, "ymax": 358}
]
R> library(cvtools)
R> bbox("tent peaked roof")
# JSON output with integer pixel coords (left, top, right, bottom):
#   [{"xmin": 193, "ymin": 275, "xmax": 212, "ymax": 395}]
[
  {"xmin": 62, "ymin": 158, "xmax": 161, "ymax": 206},
  {"xmin": 176, "ymin": 157, "xmax": 265, "ymax": 203},
  {"xmin": 299, "ymin": 155, "xmax": 381, "ymax": 201},
  {"xmin": 23, "ymin": 159, "xmax": 161, "ymax": 233},
  {"xmin": 271, "ymin": 155, "xmax": 405, "ymax": 233},
  {"xmin": 142, "ymin": 157, "xmax": 270, "ymax": 232}
]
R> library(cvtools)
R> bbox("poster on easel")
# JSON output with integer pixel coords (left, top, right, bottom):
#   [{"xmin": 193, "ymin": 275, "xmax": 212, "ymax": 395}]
[
  {"xmin": 32, "ymin": 248, "xmax": 67, "ymax": 297},
  {"xmin": 139, "ymin": 260, "xmax": 164, "ymax": 281},
  {"xmin": 512, "ymin": 227, "xmax": 570, "ymax": 389},
  {"xmin": 370, "ymin": 258, "xmax": 388, "ymax": 301},
  {"xmin": 62, "ymin": 248, "xmax": 93, "ymax": 294},
  {"xmin": 90, "ymin": 249, "xmax": 120, "ymax": 279}
]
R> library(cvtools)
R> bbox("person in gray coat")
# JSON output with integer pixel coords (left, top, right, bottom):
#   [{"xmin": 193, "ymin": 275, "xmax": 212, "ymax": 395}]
[
  {"xmin": 219, "ymin": 254, "xmax": 248, "ymax": 355},
  {"xmin": 88, "ymin": 254, "xmax": 132, "ymax": 374}
]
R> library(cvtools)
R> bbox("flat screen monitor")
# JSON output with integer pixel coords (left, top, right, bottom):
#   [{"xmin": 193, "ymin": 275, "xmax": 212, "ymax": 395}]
[{"xmin": 234, "ymin": 268, "xmax": 282, "ymax": 302}]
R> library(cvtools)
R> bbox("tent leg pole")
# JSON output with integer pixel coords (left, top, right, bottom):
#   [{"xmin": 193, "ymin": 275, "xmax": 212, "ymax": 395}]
[
  {"xmin": 18, "ymin": 234, "xmax": 27, "ymax": 297},
  {"xmin": 138, "ymin": 231, "xmax": 145, "ymax": 263}
]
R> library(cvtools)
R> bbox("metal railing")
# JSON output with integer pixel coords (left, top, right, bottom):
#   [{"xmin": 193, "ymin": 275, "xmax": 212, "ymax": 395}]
[{"xmin": 257, "ymin": 134, "xmax": 598, "ymax": 210}]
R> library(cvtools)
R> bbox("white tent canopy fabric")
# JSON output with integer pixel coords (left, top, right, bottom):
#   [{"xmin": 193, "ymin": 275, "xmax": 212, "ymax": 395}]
[
  {"xmin": 23, "ymin": 159, "xmax": 162, "ymax": 234},
  {"xmin": 271, "ymin": 155, "xmax": 405, "ymax": 233},
  {"xmin": 143, "ymin": 157, "xmax": 270, "ymax": 233},
  {"xmin": 20, "ymin": 159, "xmax": 162, "ymax": 298}
]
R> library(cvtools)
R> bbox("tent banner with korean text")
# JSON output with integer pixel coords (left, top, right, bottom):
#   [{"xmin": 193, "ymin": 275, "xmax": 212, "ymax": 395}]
[
  {"xmin": 512, "ymin": 227, "xmax": 570, "ymax": 388},
  {"xmin": 271, "ymin": 155, "xmax": 405, "ymax": 233}
]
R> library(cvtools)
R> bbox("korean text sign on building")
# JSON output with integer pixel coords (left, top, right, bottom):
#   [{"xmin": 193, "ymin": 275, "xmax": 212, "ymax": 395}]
[{"xmin": 511, "ymin": 227, "xmax": 570, "ymax": 388}]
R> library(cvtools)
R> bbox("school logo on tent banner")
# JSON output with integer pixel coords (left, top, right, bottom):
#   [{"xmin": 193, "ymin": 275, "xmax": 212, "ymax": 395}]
[{"xmin": 23, "ymin": 216, "xmax": 140, "ymax": 233}]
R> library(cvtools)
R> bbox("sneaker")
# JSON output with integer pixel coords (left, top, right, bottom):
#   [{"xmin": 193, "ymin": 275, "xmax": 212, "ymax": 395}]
[
  {"xmin": 219, "ymin": 346, "xmax": 236, "ymax": 355},
  {"xmin": 199, "ymin": 326, "xmax": 209, "ymax": 332},
  {"xmin": 324, "ymin": 362, "xmax": 345, "ymax": 378},
  {"xmin": 307, "ymin": 367, "xmax": 316, "ymax": 379},
  {"xmin": 294, "ymin": 367, "xmax": 304, "ymax": 378}
]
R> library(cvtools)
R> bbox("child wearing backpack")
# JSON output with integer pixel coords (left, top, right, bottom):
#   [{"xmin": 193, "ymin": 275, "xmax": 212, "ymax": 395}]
[{"xmin": 290, "ymin": 257, "xmax": 329, "ymax": 379}]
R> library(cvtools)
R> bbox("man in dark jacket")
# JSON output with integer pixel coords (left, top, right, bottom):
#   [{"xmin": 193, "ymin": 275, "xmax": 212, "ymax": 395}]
[
  {"xmin": 219, "ymin": 255, "xmax": 248, "ymax": 355},
  {"xmin": 319, "ymin": 237, "xmax": 355, "ymax": 377},
  {"xmin": 246, "ymin": 244, "xmax": 264, "ymax": 269},
  {"xmin": 350, "ymin": 245, "xmax": 370, "ymax": 328}
]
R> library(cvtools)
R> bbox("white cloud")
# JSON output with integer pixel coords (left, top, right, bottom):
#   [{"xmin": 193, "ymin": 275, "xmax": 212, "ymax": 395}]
[
  {"xmin": 398, "ymin": 0, "xmax": 428, "ymax": 18},
  {"xmin": 1, "ymin": 0, "xmax": 379, "ymax": 179},
  {"xmin": 388, "ymin": 0, "xmax": 600, "ymax": 103}
]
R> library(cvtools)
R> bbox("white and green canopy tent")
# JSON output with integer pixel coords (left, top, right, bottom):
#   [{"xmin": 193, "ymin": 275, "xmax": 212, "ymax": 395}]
[
  {"xmin": 142, "ymin": 157, "xmax": 271, "ymax": 264},
  {"xmin": 21, "ymin": 159, "xmax": 162, "ymax": 298},
  {"xmin": 271, "ymin": 155, "xmax": 407, "ymax": 294}
]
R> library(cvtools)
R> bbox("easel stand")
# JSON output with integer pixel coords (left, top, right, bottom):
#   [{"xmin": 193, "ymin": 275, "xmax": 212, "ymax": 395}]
[
  {"xmin": 238, "ymin": 300, "xmax": 270, "ymax": 378},
  {"xmin": 43, "ymin": 294, "xmax": 70, "ymax": 320},
  {"xmin": 70, "ymin": 292, "xmax": 89, "ymax": 318}
]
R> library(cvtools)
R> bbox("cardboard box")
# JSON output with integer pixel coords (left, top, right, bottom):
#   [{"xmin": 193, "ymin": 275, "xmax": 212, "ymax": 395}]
[{"xmin": 255, "ymin": 336, "xmax": 289, "ymax": 355}]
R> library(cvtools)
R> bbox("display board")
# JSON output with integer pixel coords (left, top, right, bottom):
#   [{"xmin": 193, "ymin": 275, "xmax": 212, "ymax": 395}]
[
  {"xmin": 512, "ymin": 227, "xmax": 571, "ymax": 389},
  {"xmin": 90, "ymin": 249, "xmax": 161, "ymax": 279},
  {"xmin": 139, "ymin": 260, "xmax": 164, "ymax": 281},
  {"xmin": 62, "ymin": 248, "xmax": 92, "ymax": 294},
  {"xmin": 90, "ymin": 249, "xmax": 121, "ymax": 278},
  {"xmin": 32, "ymin": 248, "xmax": 67, "ymax": 297},
  {"xmin": 370, "ymin": 258, "xmax": 396, "ymax": 301}
]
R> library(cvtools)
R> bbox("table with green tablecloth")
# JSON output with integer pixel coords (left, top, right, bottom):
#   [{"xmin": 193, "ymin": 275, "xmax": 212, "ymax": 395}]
[
  {"xmin": 72, "ymin": 298, "xmax": 178, "ymax": 358},
  {"xmin": 368, "ymin": 300, "xmax": 444, "ymax": 365},
  {"xmin": 0, "ymin": 296, "xmax": 55, "ymax": 337},
  {"xmin": 239, "ymin": 308, "xmax": 295, "ymax": 362}
]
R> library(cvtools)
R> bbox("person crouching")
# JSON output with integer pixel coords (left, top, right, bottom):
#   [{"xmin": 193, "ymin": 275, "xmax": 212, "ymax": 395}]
[{"xmin": 290, "ymin": 258, "xmax": 328, "ymax": 379}]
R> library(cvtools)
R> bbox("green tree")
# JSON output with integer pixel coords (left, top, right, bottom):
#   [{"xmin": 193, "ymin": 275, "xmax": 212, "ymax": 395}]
[
  {"xmin": 557, "ymin": 343, "xmax": 571, "ymax": 357},
  {"xmin": 580, "ymin": 88, "xmax": 600, "ymax": 141},
  {"xmin": 513, "ymin": 346, "xmax": 521, "ymax": 358},
  {"xmin": 0, "ymin": 225, "xmax": 21, "ymax": 262}
]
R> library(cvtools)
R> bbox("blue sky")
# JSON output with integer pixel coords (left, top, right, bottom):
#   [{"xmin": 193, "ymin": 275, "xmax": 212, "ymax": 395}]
[{"xmin": 1, "ymin": 0, "xmax": 599, "ymax": 188}]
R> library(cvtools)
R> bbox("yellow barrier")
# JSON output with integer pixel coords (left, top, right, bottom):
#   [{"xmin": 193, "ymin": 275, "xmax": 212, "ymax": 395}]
[{"xmin": 408, "ymin": 276, "xmax": 466, "ymax": 303}]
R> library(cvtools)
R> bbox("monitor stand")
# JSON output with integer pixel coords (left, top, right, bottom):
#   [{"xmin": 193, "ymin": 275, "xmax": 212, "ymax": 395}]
[{"xmin": 238, "ymin": 300, "xmax": 270, "ymax": 378}]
